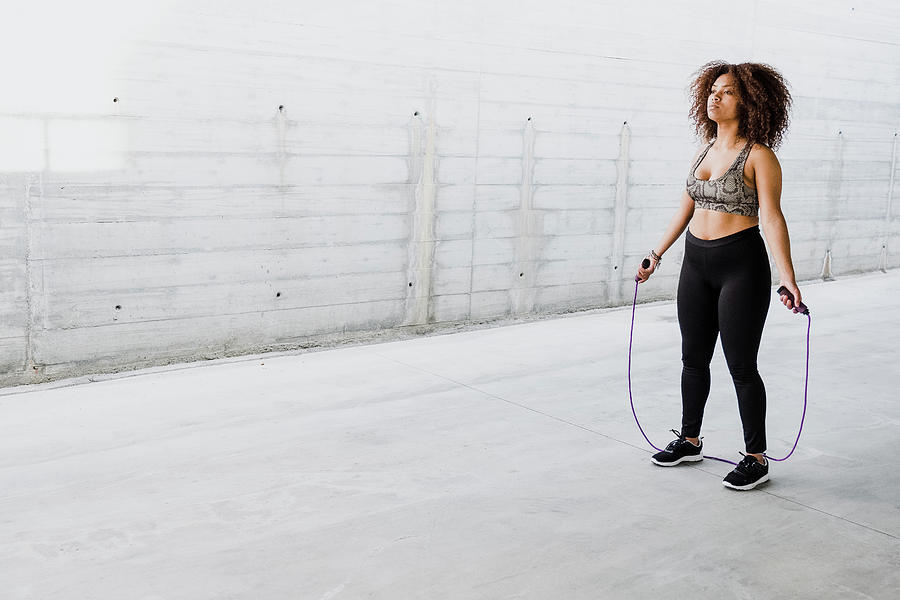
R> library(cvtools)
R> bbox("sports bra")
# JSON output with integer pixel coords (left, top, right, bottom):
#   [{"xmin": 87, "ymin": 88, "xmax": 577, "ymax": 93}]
[{"xmin": 686, "ymin": 140, "xmax": 759, "ymax": 217}]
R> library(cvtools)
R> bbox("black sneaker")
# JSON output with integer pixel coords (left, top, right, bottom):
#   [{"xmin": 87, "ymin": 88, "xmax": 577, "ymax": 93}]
[
  {"xmin": 722, "ymin": 454, "xmax": 770, "ymax": 490},
  {"xmin": 650, "ymin": 430, "xmax": 703, "ymax": 466}
]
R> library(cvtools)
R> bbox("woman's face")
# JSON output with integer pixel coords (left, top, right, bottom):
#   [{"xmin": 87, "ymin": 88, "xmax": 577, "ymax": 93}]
[{"xmin": 707, "ymin": 73, "xmax": 740, "ymax": 123}]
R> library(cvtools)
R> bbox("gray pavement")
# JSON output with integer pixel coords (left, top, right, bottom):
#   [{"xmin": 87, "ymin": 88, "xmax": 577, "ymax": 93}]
[{"xmin": 1, "ymin": 270, "xmax": 899, "ymax": 599}]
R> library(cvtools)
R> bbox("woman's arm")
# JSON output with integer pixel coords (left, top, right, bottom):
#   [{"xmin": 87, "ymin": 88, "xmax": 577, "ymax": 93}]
[
  {"xmin": 636, "ymin": 189, "xmax": 694, "ymax": 283},
  {"xmin": 754, "ymin": 145, "xmax": 802, "ymax": 311}
]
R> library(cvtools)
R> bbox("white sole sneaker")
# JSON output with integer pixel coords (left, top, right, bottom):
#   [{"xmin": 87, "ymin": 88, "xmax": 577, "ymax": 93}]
[
  {"xmin": 650, "ymin": 454, "xmax": 703, "ymax": 466},
  {"xmin": 722, "ymin": 473, "xmax": 770, "ymax": 490}
]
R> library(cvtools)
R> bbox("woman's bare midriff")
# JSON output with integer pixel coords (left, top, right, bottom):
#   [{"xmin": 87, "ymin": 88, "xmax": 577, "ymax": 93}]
[{"xmin": 688, "ymin": 209, "xmax": 759, "ymax": 240}]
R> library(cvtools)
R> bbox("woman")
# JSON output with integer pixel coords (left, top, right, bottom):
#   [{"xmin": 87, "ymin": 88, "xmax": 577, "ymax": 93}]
[{"xmin": 636, "ymin": 61, "xmax": 802, "ymax": 491}]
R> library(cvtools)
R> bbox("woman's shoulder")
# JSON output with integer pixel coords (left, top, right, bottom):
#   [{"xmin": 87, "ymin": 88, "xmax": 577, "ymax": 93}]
[
  {"xmin": 746, "ymin": 142, "xmax": 781, "ymax": 180},
  {"xmin": 749, "ymin": 142, "xmax": 776, "ymax": 158},
  {"xmin": 748, "ymin": 142, "xmax": 779, "ymax": 166}
]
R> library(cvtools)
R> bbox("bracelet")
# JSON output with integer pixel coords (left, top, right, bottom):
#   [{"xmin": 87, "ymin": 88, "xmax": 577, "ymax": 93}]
[{"xmin": 649, "ymin": 249, "xmax": 662, "ymax": 263}]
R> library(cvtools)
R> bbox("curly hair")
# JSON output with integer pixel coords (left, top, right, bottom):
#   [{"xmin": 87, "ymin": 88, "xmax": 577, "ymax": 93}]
[{"xmin": 688, "ymin": 61, "xmax": 792, "ymax": 150}]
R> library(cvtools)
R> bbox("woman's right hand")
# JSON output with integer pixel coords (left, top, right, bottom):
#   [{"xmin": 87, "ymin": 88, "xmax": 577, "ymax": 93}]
[{"xmin": 636, "ymin": 254, "xmax": 659, "ymax": 284}]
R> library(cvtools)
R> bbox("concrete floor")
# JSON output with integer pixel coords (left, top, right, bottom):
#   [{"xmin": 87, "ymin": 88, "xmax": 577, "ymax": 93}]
[{"xmin": 1, "ymin": 271, "xmax": 899, "ymax": 599}]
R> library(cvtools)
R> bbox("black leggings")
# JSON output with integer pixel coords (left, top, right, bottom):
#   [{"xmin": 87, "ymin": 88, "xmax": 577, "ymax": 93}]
[{"xmin": 677, "ymin": 226, "xmax": 771, "ymax": 454}]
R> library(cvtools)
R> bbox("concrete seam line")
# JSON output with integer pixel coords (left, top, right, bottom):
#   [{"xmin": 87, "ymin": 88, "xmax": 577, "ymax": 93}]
[{"xmin": 373, "ymin": 352, "xmax": 648, "ymax": 453}]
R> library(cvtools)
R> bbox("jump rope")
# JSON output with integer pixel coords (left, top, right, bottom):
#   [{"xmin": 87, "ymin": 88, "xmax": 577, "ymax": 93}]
[{"xmin": 627, "ymin": 258, "xmax": 811, "ymax": 466}]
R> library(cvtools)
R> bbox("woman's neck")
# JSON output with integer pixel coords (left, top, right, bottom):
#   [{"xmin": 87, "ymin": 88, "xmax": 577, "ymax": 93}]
[{"xmin": 714, "ymin": 121, "xmax": 744, "ymax": 149}]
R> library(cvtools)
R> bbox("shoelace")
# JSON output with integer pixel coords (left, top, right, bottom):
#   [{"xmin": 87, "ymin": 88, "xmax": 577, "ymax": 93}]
[
  {"xmin": 736, "ymin": 452, "xmax": 766, "ymax": 472},
  {"xmin": 663, "ymin": 429, "xmax": 681, "ymax": 451},
  {"xmin": 664, "ymin": 428, "xmax": 701, "ymax": 452}
]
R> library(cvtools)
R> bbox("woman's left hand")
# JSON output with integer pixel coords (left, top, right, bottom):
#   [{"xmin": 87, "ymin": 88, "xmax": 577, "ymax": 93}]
[{"xmin": 778, "ymin": 280, "xmax": 803, "ymax": 313}]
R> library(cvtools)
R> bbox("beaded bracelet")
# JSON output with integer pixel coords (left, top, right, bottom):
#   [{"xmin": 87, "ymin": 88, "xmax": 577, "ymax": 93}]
[{"xmin": 649, "ymin": 249, "xmax": 662, "ymax": 264}]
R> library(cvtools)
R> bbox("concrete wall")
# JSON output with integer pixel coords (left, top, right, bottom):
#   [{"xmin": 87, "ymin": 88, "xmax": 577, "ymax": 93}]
[{"xmin": 1, "ymin": 0, "xmax": 898, "ymax": 385}]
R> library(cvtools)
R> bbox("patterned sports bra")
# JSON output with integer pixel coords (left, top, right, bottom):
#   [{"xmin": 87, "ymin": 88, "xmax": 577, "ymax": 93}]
[{"xmin": 686, "ymin": 140, "xmax": 759, "ymax": 217}]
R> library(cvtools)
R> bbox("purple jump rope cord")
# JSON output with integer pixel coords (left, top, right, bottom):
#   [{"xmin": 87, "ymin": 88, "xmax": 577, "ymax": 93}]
[{"xmin": 627, "ymin": 279, "xmax": 810, "ymax": 466}]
